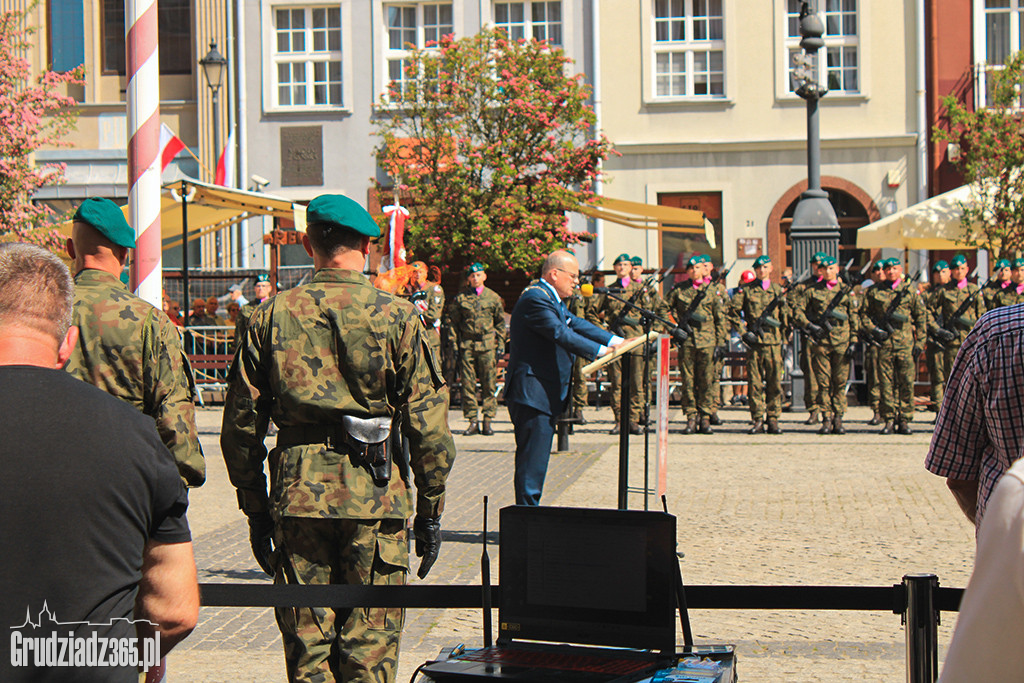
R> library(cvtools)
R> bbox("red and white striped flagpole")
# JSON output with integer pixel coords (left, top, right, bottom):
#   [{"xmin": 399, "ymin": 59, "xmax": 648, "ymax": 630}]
[{"xmin": 126, "ymin": 0, "xmax": 162, "ymax": 306}]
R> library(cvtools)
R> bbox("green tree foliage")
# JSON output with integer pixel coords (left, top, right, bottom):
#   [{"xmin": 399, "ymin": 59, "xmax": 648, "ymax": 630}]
[
  {"xmin": 373, "ymin": 27, "xmax": 614, "ymax": 274},
  {"xmin": 936, "ymin": 51, "xmax": 1024, "ymax": 260},
  {"xmin": 0, "ymin": 6, "xmax": 83, "ymax": 250}
]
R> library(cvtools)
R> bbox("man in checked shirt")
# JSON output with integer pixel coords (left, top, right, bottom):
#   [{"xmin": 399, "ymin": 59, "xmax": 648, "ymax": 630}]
[{"xmin": 925, "ymin": 305, "xmax": 1024, "ymax": 529}]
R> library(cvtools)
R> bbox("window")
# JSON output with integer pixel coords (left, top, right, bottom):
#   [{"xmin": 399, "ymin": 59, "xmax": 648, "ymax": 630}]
[
  {"xmin": 652, "ymin": 0, "xmax": 725, "ymax": 98},
  {"xmin": 384, "ymin": 3, "xmax": 453, "ymax": 100},
  {"xmin": 271, "ymin": 6, "xmax": 343, "ymax": 107},
  {"xmin": 785, "ymin": 0, "xmax": 859, "ymax": 95},
  {"xmin": 494, "ymin": 2, "xmax": 562, "ymax": 45},
  {"xmin": 102, "ymin": 0, "xmax": 192, "ymax": 75},
  {"xmin": 48, "ymin": 0, "xmax": 85, "ymax": 72},
  {"xmin": 975, "ymin": 0, "xmax": 1024, "ymax": 107}
]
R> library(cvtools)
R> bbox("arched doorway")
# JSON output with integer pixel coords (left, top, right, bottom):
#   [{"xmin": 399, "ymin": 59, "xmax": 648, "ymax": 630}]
[{"xmin": 767, "ymin": 177, "xmax": 881, "ymax": 276}]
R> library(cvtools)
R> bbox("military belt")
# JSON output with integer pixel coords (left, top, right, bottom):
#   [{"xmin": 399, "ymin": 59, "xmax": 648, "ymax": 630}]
[{"xmin": 276, "ymin": 424, "xmax": 347, "ymax": 449}]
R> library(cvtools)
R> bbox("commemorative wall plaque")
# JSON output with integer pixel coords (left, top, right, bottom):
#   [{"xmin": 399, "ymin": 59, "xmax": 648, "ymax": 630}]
[{"xmin": 281, "ymin": 126, "xmax": 323, "ymax": 187}]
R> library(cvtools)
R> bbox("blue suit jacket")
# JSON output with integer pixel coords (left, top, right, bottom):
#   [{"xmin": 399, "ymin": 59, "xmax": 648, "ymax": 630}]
[{"xmin": 503, "ymin": 282, "xmax": 613, "ymax": 416}]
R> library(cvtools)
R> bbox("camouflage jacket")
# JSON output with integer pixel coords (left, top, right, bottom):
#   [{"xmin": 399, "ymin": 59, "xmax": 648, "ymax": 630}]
[
  {"xmin": 220, "ymin": 268, "xmax": 455, "ymax": 521},
  {"xmin": 449, "ymin": 286, "xmax": 506, "ymax": 351},
  {"xmin": 990, "ymin": 283, "xmax": 1023, "ymax": 310},
  {"xmin": 729, "ymin": 279, "xmax": 791, "ymax": 345},
  {"xmin": 794, "ymin": 279, "xmax": 860, "ymax": 348},
  {"xmin": 859, "ymin": 278, "xmax": 928, "ymax": 349},
  {"xmin": 982, "ymin": 280, "xmax": 1010, "ymax": 312},
  {"xmin": 665, "ymin": 279, "xmax": 726, "ymax": 349},
  {"xmin": 933, "ymin": 281, "xmax": 986, "ymax": 346},
  {"xmin": 234, "ymin": 297, "xmax": 270, "ymax": 351},
  {"xmin": 594, "ymin": 278, "xmax": 671, "ymax": 337},
  {"xmin": 66, "ymin": 269, "xmax": 205, "ymax": 487}
]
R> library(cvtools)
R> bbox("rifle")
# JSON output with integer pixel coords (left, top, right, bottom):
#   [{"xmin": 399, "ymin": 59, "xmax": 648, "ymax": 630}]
[
  {"xmin": 866, "ymin": 277, "xmax": 917, "ymax": 346},
  {"xmin": 928, "ymin": 279, "xmax": 987, "ymax": 349},
  {"xmin": 673, "ymin": 266, "xmax": 731, "ymax": 343},
  {"xmin": 805, "ymin": 279, "xmax": 852, "ymax": 342},
  {"xmin": 741, "ymin": 269, "xmax": 806, "ymax": 347}
]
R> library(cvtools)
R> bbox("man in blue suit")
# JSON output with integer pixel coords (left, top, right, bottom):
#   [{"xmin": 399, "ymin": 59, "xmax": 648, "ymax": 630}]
[{"xmin": 504, "ymin": 250, "xmax": 631, "ymax": 505}]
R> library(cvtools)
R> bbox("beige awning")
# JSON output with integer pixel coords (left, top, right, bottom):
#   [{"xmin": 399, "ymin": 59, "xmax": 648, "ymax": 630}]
[
  {"xmin": 578, "ymin": 197, "xmax": 716, "ymax": 248},
  {"xmin": 856, "ymin": 185, "xmax": 981, "ymax": 250}
]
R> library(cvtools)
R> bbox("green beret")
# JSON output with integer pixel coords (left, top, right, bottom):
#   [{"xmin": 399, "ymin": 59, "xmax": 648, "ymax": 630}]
[
  {"xmin": 1014, "ymin": 258, "xmax": 1024, "ymax": 269},
  {"xmin": 256, "ymin": 273, "xmax": 271, "ymax": 283},
  {"xmin": 306, "ymin": 194, "xmax": 380, "ymax": 237},
  {"xmin": 819, "ymin": 255, "xmax": 837, "ymax": 266},
  {"xmin": 872, "ymin": 260, "xmax": 885, "ymax": 271},
  {"xmin": 950, "ymin": 254, "xmax": 967, "ymax": 267},
  {"xmin": 811, "ymin": 251, "xmax": 826, "ymax": 264},
  {"xmin": 630, "ymin": 256, "xmax": 643, "ymax": 266},
  {"xmin": 995, "ymin": 259, "xmax": 1012, "ymax": 270},
  {"xmin": 686, "ymin": 256, "xmax": 700, "ymax": 268},
  {"xmin": 697, "ymin": 254, "xmax": 711, "ymax": 264},
  {"xmin": 614, "ymin": 252, "xmax": 632, "ymax": 265},
  {"xmin": 753, "ymin": 255, "xmax": 771, "ymax": 267},
  {"xmin": 73, "ymin": 197, "xmax": 135, "ymax": 249},
  {"xmin": 467, "ymin": 262, "xmax": 485, "ymax": 274},
  {"xmin": 932, "ymin": 260, "xmax": 949, "ymax": 272},
  {"xmin": 884, "ymin": 257, "xmax": 901, "ymax": 267}
]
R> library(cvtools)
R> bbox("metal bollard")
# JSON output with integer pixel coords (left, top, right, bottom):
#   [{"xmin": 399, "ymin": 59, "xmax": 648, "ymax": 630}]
[
  {"xmin": 903, "ymin": 573, "xmax": 939, "ymax": 683},
  {"xmin": 555, "ymin": 409, "xmax": 571, "ymax": 452}
]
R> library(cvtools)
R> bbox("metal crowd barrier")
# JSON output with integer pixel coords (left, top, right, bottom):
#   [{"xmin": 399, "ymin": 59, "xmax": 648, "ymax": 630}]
[
  {"xmin": 181, "ymin": 326, "xmax": 236, "ymax": 405},
  {"xmin": 198, "ymin": 574, "xmax": 961, "ymax": 683}
]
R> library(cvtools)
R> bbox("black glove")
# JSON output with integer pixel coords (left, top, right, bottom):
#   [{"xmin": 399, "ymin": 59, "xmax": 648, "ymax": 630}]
[
  {"xmin": 413, "ymin": 515, "xmax": 442, "ymax": 579},
  {"xmin": 712, "ymin": 345, "xmax": 729, "ymax": 362},
  {"xmin": 247, "ymin": 513, "xmax": 275, "ymax": 576},
  {"xmin": 870, "ymin": 326, "xmax": 890, "ymax": 344},
  {"xmin": 671, "ymin": 327, "xmax": 689, "ymax": 345},
  {"xmin": 933, "ymin": 328, "xmax": 956, "ymax": 343},
  {"xmin": 805, "ymin": 322, "xmax": 824, "ymax": 340},
  {"xmin": 741, "ymin": 331, "xmax": 760, "ymax": 348}
]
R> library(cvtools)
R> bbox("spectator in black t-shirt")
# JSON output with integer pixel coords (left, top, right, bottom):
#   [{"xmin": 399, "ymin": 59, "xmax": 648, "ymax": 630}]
[{"xmin": 0, "ymin": 243, "xmax": 199, "ymax": 682}]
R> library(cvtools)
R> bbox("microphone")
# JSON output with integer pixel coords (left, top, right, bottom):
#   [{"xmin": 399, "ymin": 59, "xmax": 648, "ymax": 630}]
[{"xmin": 580, "ymin": 284, "xmax": 609, "ymax": 297}]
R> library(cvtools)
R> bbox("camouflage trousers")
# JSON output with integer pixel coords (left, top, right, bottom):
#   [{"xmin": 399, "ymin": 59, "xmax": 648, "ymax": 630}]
[
  {"xmin": 460, "ymin": 347, "xmax": 498, "ymax": 421},
  {"xmin": 864, "ymin": 343, "xmax": 880, "ymax": 411},
  {"xmin": 274, "ymin": 517, "xmax": 408, "ymax": 683},
  {"xmin": 571, "ymin": 356, "xmax": 588, "ymax": 409},
  {"xmin": 746, "ymin": 344, "xmax": 784, "ymax": 420},
  {"xmin": 878, "ymin": 345, "xmax": 916, "ymax": 423},
  {"xmin": 927, "ymin": 343, "xmax": 948, "ymax": 408},
  {"xmin": 800, "ymin": 334, "xmax": 820, "ymax": 412},
  {"xmin": 810, "ymin": 343, "xmax": 851, "ymax": 418},
  {"xmin": 712, "ymin": 355, "xmax": 724, "ymax": 412},
  {"xmin": 678, "ymin": 345, "xmax": 716, "ymax": 418},
  {"xmin": 608, "ymin": 350, "xmax": 644, "ymax": 423}
]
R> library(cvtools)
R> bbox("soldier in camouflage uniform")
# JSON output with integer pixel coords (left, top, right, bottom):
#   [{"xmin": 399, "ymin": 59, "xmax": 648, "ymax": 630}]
[
  {"xmin": 593, "ymin": 253, "xmax": 646, "ymax": 434},
  {"xmin": 863, "ymin": 260, "xmax": 887, "ymax": 424},
  {"xmin": 861, "ymin": 257, "xmax": 929, "ymax": 435},
  {"xmin": 923, "ymin": 260, "xmax": 949, "ymax": 411},
  {"xmin": 220, "ymin": 194, "xmax": 455, "ymax": 683},
  {"xmin": 665, "ymin": 256, "xmax": 727, "ymax": 435},
  {"xmin": 708, "ymin": 257, "xmax": 731, "ymax": 425},
  {"xmin": 64, "ymin": 197, "xmax": 205, "ymax": 487},
  {"xmin": 234, "ymin": 273, "xmax": 274, "ymax": 351},
  {"xmin": 995, "ymin": 258, "xmax": 1024, "ymax": 308},
  {"xmin": 730, "ymin": 255, "xmax": 789, "ymax": 435},
  {"xmin": 927, "ymin": 253, "xmax": 986, "ymax": 416},
  {"xmin": 793, "ymin": 256, "xmax": 859, "ymax": 434},
  {"xmin": 983, "ymin": 259, "xmax": 1013, "ymax": 311},
  {"xmin": 792, "ymin": 253, "xmax": 825, "ymax": 425},
  {"xmin": 567, "ymin": 282, "xmax": 591, "ymax": 424},
  {"xmin": 400, "ymin": 262, "xmax": 445, "ymax": 364},
  {"xmin": 449, "ymin": 262, "xmax": 505, "ymax": 436}
]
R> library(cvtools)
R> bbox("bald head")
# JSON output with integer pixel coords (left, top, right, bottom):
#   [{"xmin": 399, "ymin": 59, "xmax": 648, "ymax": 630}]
[
  {"xmin": 541, "ymin": 250, "xmax": 580, "ymax": 299},
  {"xmin": 541, "ymin": 250, "xmax": 577, "ymax": 277},
  {"xmin": 67, "ymin": 221, "xmax": 128, "ymax": 275}
]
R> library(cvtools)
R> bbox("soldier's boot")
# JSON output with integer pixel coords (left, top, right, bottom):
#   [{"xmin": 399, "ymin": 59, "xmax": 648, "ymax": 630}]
[
  {"xmin": 804, "ymin": 410, "xmax": 819, "ymax": 426},
  {"xmin": 832, "ymin": 414, "xmax": 846, "ymax": 435},
  {"xmin": 879, "ymin": 420, "xmax": 895, "ymax": 435},
  {"xmin": 609, "ymin": 422, "xmax": 621, "ymax": 435},
  {"xmin": 682, "ymin": 415, "xmax": 697, "ymax": 435},
  {"xmin": 709, "ymin": 413, "xmax": 723, "ymax": 426},
  {"xmin": 481, "ymin": 419, "xmax": 494, "ymax": 436},
  {"xmin": 896, "ymin": 420, "xmax": 913, "ymax": 436},
  {"xmin": 463, "ymin": 421, "xmax": 479, "ymax": 436},
  {"xmin": 574, "ymin": 408, "xmax": 587, "ymax": 425},
  {"xmin": 818, "ymin": 414, "xmax": 833, "ymax": 435},
  {"xmin": 748, "ymin": 419, "xmax": 764, "ymax": 435},
  {"xmin": 867, "ymin": 410, "xmax": 881, "ymax": 426},
  {"xmin": 698, "ymin": 415, "xmax": 714, "ymax": 435},
  {"xmin": 766, "ymin": 417, "xmax": 783, "ymax": 435},
  {"xmin": 628, "ymin": 422, "xmax": 643, "ymax": 435}
]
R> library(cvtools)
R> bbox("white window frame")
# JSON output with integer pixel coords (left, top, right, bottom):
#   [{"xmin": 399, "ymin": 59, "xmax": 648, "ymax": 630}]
[
  {"xmin": 973, "ymin": 0, "xmax": 1024, "ymax": 109},
  {"xmin": 640, "ymin": 0, "xmax": 731, "ymax": 104},
  {"xmin": 492, "ymin": 1, "xmax": 564, "ymax": 46},
  {"xmin": 775, "ymin": 0, "xmax": 868, "ymax": 102},
  {"xmin": 260, "ymin": 0, "xmax": 353, "ymax": 113},
  {"xmin": 377, "ymin": 2, "xmax": 458, "ymax": 104}
]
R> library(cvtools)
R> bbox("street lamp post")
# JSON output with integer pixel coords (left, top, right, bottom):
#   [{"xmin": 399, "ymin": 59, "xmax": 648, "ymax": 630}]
[
  {"xmin": 788, "ymin": 2, "xmax": 840, "ymax": 411},
  {"xmin": 200, "ymin": 41, "xmax": 228, "ymax": 267}
]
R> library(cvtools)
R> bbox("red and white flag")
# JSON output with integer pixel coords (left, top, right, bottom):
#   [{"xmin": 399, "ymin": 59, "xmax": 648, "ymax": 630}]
[
  {"xmin": 215, "ymin": 130, "xmax": 237, "ymax": 187},
  {"xmin": 382, "ymin": 204, "xmax": 409, "ymax": 272},
  {"xmin": 158, "ymin": 123, "xmax": 186, "ymax": 171}
]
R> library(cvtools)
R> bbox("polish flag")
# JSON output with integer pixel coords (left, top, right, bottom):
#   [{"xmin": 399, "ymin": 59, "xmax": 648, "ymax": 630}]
[
  {"xmin": 215, "ymin": 130, "xmax": 236, "ymax": 187},
  {"xmin": 158, "ymin": 123, "xmax": 186, "ymax": 171},
  {"xmin": 382, "ymin": 204, "xmax": 409, "ymax": 272}
]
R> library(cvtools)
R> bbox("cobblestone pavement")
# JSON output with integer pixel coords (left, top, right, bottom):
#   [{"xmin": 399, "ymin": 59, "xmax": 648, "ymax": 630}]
[{"xmin": 168, "ymin": 403, "xmax": 976, "ymax": 682}]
